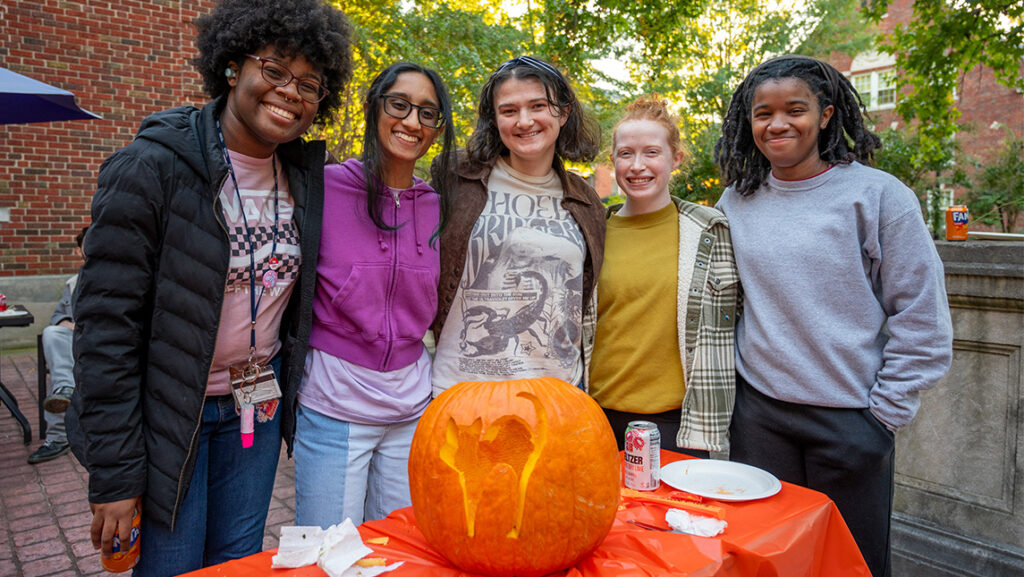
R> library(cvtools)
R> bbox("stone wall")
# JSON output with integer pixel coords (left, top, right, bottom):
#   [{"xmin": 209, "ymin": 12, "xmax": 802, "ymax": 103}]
[{"xmin": 893, "ymin": 240, "xmax": 1024, "ymax": 576}]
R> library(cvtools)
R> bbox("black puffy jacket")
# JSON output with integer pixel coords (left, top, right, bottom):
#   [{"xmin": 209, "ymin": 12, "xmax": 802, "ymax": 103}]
[{"xmin": 67, "ymin": 96, "xmax": 323, "ymax": 530}]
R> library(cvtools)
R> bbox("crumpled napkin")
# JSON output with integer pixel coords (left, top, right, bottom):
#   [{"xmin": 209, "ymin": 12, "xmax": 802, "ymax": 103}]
[
  {"xmin": 271, "ymin": 519, "xmax": 403, "ymax": 577},
  {"xmin": 272, "ymin": 525, "xmax": 326, "ymax": 568},
  {"xmin": 666, "ymin": 508, "xmax": 727, "ymax": 537}
]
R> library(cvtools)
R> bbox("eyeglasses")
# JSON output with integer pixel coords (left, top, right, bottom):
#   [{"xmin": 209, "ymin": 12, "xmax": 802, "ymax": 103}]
[
  {"xmin": 245, "ymin": 54, "xmax": 328, "ymax": 104},
  {"xmin": 381, "ymin": 94, "xmax": 444, "ymax": 129}
]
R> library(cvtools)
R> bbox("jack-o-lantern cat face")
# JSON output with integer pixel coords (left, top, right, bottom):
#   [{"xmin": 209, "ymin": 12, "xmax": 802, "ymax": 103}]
[{"xmin": 409, "ymin": 378, "xmax": 620, "ymax": 577}]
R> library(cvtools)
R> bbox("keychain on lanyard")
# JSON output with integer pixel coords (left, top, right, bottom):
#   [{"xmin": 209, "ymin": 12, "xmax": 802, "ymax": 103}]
[{"xmin": 215, "ymin": 115, "xmax": 279, "ymax": 448}]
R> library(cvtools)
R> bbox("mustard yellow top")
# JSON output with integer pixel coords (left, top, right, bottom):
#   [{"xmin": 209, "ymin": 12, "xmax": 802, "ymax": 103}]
[{"xmin": 589, "ymin": 203, "xmax": 685, "ymax": 412}]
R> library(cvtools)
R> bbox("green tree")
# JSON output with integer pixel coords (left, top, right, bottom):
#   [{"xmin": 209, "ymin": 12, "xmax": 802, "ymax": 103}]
[
  {"xmin": 873, "ymin": 128, "xmax": 970, "ymax": 237},
  {"xmin": 313, "ymin": 0, "xmax": 529, "ymax": 166},
  {"xmin": 631, "ymin": 0, "xmax": 874, "ymax": 206},
  {"xmin": 314, "ymin": 0, "xmax": 676, "ymax": 172},
  {"xmin": 865, "ymin": 0, "xmax": 1024, "ymax": 167},
  {"xmin": 310, "ymin": 0, "xmax": 875, "ymax": 190},
  {"xmin": 671, "ymin": 123, "xmax": 723, "ymax": 206},
  {"xmin": 618, "ymin": 0, "xmax": 874, "ymax": 123},
  {"xmin": 966, "ymin": 134, "xmax": 1024, "ymax": 233}
]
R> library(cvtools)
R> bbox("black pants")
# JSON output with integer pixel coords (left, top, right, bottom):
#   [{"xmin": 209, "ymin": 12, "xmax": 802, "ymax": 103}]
[
  {"xmin": 602, "ymin": 407, "xmax": 710, "ymax": 459},
  {"xmin": 729, "ymin": 374, "xmax": 894, "ymax": 577}
]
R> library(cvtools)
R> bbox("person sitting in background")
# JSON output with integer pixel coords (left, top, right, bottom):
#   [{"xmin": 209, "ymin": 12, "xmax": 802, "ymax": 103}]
[{"xmin": 28, "ymin": 226, "xmax": 88, "ymax": 465}]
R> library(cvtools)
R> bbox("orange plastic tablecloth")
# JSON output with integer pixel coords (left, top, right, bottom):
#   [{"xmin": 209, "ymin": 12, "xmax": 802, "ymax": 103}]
[{"xmin": 183, "ymin": 450, "xmax": 869, "ymax": 577}]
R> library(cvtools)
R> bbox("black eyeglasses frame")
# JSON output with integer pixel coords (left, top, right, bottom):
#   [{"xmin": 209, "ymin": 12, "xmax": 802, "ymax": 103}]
[{"xmin": 380, "ymin": 93, "xmax": 445, "ymax": 129}]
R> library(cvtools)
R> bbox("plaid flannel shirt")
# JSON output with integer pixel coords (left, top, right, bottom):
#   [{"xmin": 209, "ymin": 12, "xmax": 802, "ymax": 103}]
[{"xmin": 583, "ymin": 197, "xmax": 739, "ymax": 453}]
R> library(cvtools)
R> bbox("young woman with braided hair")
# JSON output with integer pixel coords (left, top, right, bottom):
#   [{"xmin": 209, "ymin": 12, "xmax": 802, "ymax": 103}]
[{"xmin": 714, "ymin": 55, "xmax": 952, "ymax": 577}]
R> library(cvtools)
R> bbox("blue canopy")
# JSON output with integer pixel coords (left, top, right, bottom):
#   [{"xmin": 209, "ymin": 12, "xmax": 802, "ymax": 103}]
[{"xmin": 0, "ymin": 67, "xmax": 101, "ymax": 125}]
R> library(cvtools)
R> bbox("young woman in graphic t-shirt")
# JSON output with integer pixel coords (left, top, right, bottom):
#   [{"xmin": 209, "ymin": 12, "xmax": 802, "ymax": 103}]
[{"xmin": 430, "ymin": 56, "xmax": 605, "ymax": 396}]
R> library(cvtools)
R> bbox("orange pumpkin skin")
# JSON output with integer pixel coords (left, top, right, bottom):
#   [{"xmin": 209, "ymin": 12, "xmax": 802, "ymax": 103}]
[{"xmin": 409, "ymin": 377, "xmax": 620, "ymax": 577}]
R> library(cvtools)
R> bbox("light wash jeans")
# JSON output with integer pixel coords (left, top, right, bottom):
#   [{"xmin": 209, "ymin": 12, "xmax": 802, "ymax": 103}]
[
  {"xmin": 132, "ymin": 389, "xmax": 282, "ymax": 577},
  {"xmin": 42, "ymin": 324, "xmax": 74, "ymax": 444},
  {"xmin": 294, "ymin": 404, "xmax": 418, "ymax": 528}
]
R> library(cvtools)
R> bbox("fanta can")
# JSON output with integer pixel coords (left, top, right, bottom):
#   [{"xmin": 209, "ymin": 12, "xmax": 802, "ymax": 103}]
[
  {"xmin": 946, "ymin": 205, "xmax": 969, "ymax": 241},
  {"xmin": 102, "ymin": 508, "xmax": 140, "ymax": 573}
]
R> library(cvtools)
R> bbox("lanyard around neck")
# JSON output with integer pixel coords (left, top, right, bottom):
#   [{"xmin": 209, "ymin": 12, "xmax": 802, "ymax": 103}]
[{"xmin": 215, "ymin": 116, "xmax": 280, "ymax": 361}]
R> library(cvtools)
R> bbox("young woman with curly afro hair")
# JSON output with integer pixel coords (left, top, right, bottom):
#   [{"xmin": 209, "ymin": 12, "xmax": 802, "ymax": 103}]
[{"xmin": 67, "ymin": 1, "xmax": 352, "ymax": 575}]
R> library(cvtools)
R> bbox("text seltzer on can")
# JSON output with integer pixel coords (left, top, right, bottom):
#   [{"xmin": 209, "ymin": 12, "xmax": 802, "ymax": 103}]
[{"xmin": 624, "ymin": 421, "xmax": 661, "ymax": 491}]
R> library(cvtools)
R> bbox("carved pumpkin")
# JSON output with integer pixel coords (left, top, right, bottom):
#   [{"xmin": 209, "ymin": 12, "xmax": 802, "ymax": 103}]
[{"xmin": 408, "ymin": 377, "xmax": 620, "ymax": 577}]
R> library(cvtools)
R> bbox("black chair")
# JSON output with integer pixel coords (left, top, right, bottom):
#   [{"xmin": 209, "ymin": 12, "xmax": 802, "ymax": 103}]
[{"xmin": 37, "ymin": 333, "xmax": 49, "ymax": 439}]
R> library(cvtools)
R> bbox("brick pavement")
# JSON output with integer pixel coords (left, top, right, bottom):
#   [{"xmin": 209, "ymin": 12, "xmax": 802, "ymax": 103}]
[{"xmin": 0, "ymin": 351, "xmax": 296, "ymax": 577}]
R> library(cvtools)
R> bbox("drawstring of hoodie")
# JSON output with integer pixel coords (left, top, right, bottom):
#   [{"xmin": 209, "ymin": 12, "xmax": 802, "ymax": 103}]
[
  {"xmin": 378, "ymin": 183, "xmax": 393, "ymax": 251},
  {"xmin": 376, "ymin": 184, "xmax": 425, "ymax": 254},
  {"xmin": 413, "ymin": 191, "xmax": 423, "ymax": 255}
]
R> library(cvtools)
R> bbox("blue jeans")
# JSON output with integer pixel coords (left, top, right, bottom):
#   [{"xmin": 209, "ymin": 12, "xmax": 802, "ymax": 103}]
[
  {"xmin": 42, "ymin": 324, "xmax": 74, "ymax": 444},
  {"xmin": 294, "ymin": 405, "xmax": 417, "ymax": 528},
  {"xmin": 133, "ymin": 393, "xmax": 282, "ymax": 577}
]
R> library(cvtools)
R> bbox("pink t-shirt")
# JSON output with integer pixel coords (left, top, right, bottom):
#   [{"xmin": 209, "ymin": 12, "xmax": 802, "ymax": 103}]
[{"xmin": 207, "ymin": 151, "xmax": 301, "ymax": 395}]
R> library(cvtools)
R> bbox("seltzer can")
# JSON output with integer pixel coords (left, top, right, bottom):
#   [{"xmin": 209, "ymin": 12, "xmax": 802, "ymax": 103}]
[
  {"xmin": 946, "ymin": 205, "xmax": 969, "ymax": 241},
  {"xmin": 624, "ymin": 421, "xmax": 661, "ymax": 491}
]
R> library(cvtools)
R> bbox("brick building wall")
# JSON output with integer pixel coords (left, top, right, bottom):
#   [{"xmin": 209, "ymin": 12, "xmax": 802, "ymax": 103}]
[
  {"xmin": 831, "ymin": 0, "xmax": 1024, "ymax": 197},
  {"xmin": 955, "ymin": 64, "xmax": 1024, "ymax": 168},
  {"xmin": 0, "ymin": 0, "xmax": 215, "ymax": 278}
]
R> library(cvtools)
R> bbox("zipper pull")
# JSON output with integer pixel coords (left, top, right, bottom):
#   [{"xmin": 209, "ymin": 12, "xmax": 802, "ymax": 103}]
[{"xmin": 392, "ymin": 189, "xmax": 401, "ymax": 208}]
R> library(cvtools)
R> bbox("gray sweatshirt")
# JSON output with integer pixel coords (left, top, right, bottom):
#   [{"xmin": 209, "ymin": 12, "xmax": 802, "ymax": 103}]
[{"xmin": 717, "ymin": 162, "xmax": 952, "ymax": 430}]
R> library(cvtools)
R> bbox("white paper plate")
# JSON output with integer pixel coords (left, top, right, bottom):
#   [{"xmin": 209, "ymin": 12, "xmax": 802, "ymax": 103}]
[
  {"xmin": 661, "ymin": 460, "xmax": 782, "ymax": 501},
  {"xmin": 0, "ymin": 309, "xmax": 28, "ymax": 317}
]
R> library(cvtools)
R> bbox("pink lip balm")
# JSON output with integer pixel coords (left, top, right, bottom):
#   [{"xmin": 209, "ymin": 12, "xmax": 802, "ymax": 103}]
[{"xmin": 241, "ymin": 405, "xmax": 254, "ymax": 448}]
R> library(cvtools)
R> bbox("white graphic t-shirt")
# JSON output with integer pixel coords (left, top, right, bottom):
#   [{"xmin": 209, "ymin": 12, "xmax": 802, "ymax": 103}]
[
  {"xmin": 207, "ymin": 151, "xmax": 301, "ymax": 395},
  {"xmin": 432, "ymin": 158, "xmax": 585, "ymax": 395}
]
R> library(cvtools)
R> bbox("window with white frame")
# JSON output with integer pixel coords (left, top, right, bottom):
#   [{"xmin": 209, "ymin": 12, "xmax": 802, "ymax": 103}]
[{"xmin": 851, "ymin": 69, "xmax": 896, "ymax": 110}]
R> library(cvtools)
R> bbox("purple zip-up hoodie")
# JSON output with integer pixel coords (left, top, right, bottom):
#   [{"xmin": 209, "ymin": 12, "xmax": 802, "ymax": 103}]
[{"xmin": 310, "ymin": 159, "xmax": 440, "ymax": 371}]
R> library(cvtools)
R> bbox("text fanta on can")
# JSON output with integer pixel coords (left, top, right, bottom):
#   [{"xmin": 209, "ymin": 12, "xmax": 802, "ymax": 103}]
[
  {"xmin": 102, "ymin": 508, "xmax": 140, "ymax": 573},
  {"xmin": 624, "ymin": 421, "xmax": 661, "ymax": 491},
  {"xmin": 946, "ymin": 205, "xmax": 969, "ymax": 241}
]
